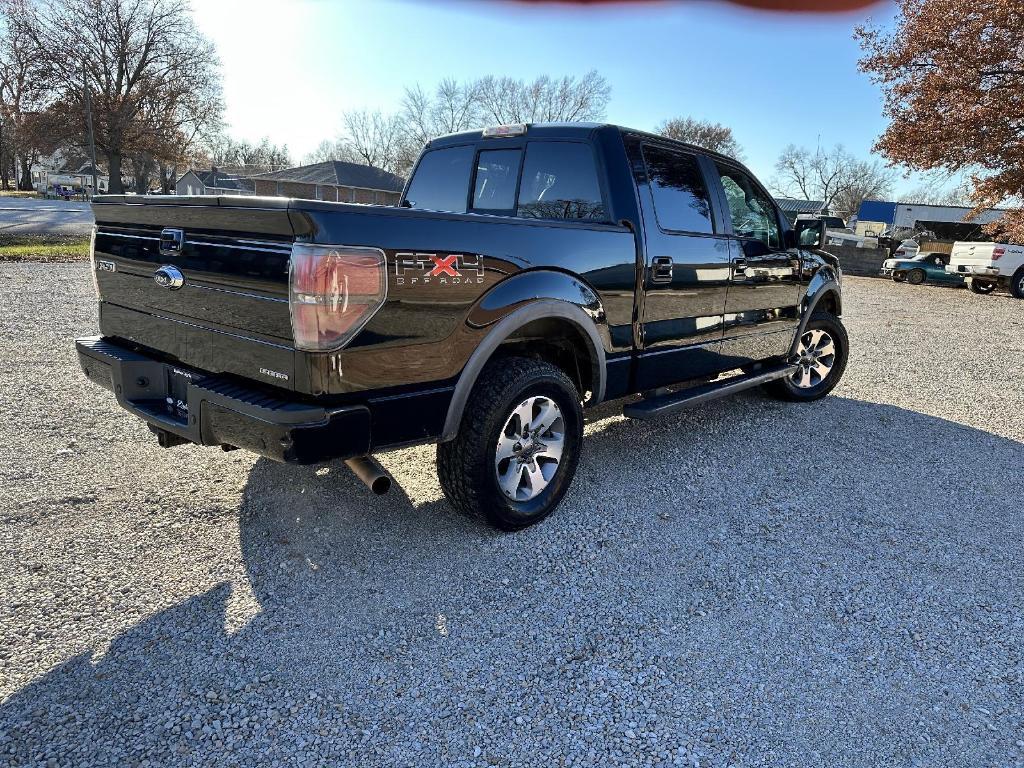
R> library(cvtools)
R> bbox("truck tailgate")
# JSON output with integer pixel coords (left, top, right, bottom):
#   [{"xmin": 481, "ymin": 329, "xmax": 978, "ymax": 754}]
[
  {"xmin": 92, "ymin": 196, "xmax": 299, "ymax": 386},
  {"xmin": 950, "ymin": 241, "xmax": 997, "ymax": 267}
]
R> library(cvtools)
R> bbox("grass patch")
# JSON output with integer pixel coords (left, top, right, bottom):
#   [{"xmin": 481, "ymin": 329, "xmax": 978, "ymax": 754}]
[{"xmin": 0, "ymin": 233, "xmax": 91, "ymax": 262}]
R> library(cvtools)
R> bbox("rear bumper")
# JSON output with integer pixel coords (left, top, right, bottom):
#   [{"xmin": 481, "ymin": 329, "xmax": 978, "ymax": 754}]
[
  {"xmin": 76, "ymin": 336, "xmax": 370, "ymax": 464},
  {"xmin": 948, "ymin": 264, "xmax": 1000, "ymax": 277}
]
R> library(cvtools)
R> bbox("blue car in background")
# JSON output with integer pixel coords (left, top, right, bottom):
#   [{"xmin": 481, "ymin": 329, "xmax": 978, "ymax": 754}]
[{"xmin": 880, "ymin": 251, "xmax": 965, "ymax": 286}]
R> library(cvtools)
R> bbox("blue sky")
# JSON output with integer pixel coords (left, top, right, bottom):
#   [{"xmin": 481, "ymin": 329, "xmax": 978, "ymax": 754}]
[{"xmin": 191, "ymin": 0, "xmax": 926, "ymax": 194}]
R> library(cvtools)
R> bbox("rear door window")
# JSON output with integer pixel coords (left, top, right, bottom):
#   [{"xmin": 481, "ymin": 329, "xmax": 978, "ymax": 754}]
[
  {"xmin": 472, "ymin": 149, "xmax": 522, "ymax": 212},
  {"xmin": 404, "ymin": 145, "xmax": 474, "ymax": 213},
  {"xmin": 641, "ymin": 145, "xmax": 715, "ymax": 234},
  {"xmin": 517, "ymin": 142, "xmax": 606, "ymax": 221}
]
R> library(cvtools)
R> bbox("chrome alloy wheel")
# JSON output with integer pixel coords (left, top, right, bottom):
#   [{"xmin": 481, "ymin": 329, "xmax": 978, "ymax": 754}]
[
  {"xmin": 495, "ymin": 395, "xmax": 565, "ymax": 501},
  {"xmin": 792, "ymin": 329, "xmax": 837, "ymax": 389}
]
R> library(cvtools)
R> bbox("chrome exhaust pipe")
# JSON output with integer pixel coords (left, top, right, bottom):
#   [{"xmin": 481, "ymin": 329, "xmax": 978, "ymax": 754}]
[{"xmin": 344, "ymin": 456, "xmax": 392, "ymax": 495}]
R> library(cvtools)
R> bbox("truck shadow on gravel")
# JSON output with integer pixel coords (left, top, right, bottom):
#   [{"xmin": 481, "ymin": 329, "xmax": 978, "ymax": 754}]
[{"xmin": 3, "ymin": 396, "xmax": 1023, "ymax": 765}]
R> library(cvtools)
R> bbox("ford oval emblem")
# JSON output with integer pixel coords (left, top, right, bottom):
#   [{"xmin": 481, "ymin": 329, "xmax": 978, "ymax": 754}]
[{"xmin": 154, "ymin": 265, "xmax": 185, "ymax": 290}]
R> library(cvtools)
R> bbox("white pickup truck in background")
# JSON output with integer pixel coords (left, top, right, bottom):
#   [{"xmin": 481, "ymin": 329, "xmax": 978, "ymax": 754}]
[{"xmin": 946, "ymin": 241, "xmax": 1024, "ymax": 298}]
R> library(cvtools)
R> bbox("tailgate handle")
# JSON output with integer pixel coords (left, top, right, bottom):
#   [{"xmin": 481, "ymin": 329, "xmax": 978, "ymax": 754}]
[{"xmin": 160, "ymin": 228, "xmax": 185, "ymax": 257}]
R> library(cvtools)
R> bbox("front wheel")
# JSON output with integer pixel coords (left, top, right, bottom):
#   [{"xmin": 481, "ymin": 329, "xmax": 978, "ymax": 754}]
[
  {"xmin": 969, "ymin": 278, "xmax": 997, "ymax": 295},
  {"xmin": 437, "ymin": 356, "xmax": 583, "ymax": 530},
  {"xmin": 764, "ymin": 311, "xmax": 849, "ymax": 402}
]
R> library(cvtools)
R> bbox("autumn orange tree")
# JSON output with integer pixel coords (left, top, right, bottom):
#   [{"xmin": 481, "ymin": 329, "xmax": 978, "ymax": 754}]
[{"xmin": 856, "ymin": 0, "xmax": 1024, "ymax": 241}]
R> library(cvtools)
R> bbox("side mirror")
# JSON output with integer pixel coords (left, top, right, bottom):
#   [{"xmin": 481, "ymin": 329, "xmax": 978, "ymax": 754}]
[{"xmin": 794, "ymin": 218, "xmax": 826, "ymax": 248}]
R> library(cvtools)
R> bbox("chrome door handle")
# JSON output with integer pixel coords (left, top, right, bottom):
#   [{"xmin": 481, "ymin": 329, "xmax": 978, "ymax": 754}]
[{"xmin": 652, "ymin": 256, "xmax": 673, "ymax": 284}]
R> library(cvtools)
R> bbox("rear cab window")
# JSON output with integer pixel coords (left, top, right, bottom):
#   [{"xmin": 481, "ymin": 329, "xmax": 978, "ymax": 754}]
[
  {"xmin": 472, "ymin": 149, "xmax": 522, "ymax": 212},
  {"xmin": 403, "ymin": 145, "xmax": 475, "ymax": 213},
  {"xmin": 403, "ymin": 135, "xmax": 608, "ymax": 223}
]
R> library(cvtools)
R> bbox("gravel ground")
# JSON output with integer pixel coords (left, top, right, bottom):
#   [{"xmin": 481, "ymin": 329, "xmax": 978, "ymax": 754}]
[{"xmin": 1, "ymin": 265, "xmax": 1022, "ymax": 767}]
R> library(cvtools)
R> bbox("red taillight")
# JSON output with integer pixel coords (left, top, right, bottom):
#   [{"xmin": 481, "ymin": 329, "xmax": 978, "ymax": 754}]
[
  {"xmin": 288, "ymin": 243, "xmax": 387, "ymax": 351},
  {"xmin": 993, "ymin": 247, "xmax": 1005, "ymax": 260}
]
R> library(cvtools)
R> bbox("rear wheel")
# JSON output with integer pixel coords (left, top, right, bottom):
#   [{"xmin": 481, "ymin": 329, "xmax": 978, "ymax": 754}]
[
  {"xmin": 906, "ymin": 268, "xmax": 926, "ymax": 285},
  {"xmin": 1011, "ymin": 268, "xmax": 1024, "ymax": 299},
  {"xmin": 437, "ymin": 356, "xmax": 583, "ymax": 530},
  {"xmin": 764, "ymin": 311, "xmax": 849, "ymax": 402},
  {"xmin": 969, "ymin": 278, "xmax": 996, "ymax": 295}
]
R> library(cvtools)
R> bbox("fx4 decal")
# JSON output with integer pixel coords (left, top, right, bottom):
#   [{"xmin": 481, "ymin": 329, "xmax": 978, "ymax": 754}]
[{"xmin": 395, "ymin": 252, "xmax": 485, "ymax": 285}]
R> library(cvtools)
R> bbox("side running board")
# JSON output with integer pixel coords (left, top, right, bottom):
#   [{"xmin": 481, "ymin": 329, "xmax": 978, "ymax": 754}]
[{"xmin": 622, "ymin": 363, "xmax": 798, "ymax": 421}]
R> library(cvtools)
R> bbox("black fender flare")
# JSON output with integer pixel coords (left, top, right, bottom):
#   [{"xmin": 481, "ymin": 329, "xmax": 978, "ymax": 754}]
[
  {"xmin": 789, "ymin": 267, "xmax": 842, "ymax": 357},
  {"xmin": 440, "ymin": 299, "xmax": 607, "ymax": 442}
]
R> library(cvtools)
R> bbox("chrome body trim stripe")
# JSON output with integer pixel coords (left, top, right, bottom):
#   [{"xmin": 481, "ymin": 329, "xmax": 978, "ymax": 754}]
[
  {"xmin": 189, "ymin": 283, "xmax": 288, "ymax": 303},
  {"xmin": 187, "ymin": 239, "xmax": 291, "ymax": 254},
  {"xmin": 98, "ymin": 231, "xmax": 291, "ymax": 254}
]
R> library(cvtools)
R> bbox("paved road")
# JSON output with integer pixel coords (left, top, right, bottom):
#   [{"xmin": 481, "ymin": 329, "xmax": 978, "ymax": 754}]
[
  {"xmin": 0, "ymin": 197, "xmax": 93, "ymax": 236},
  {"xmin": 1, "ymin": 270, "xmax": 1022, "ymax": 767}
]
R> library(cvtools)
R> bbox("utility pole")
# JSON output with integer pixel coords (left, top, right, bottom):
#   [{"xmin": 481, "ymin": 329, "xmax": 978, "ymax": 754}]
[
  {"xmin": 83, "ymin": 61, "xmax": 99, "ymax": 197},
  {"xmin": 0, "ymin": 115, "xmax": 6, "ymax": 191}
]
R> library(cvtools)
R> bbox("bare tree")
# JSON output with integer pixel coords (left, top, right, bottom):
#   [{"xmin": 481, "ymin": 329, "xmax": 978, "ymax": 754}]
[
  {"xmin": 27, "ymin": 0, "xmax": 224, "ymax": 193},
  {"xmin": 402, "ymin": 78, "xmax": 480, "ymax": 147},
  {"xmin": 475, "ymin": 70, "xmax": 610, "ymax": 124},
  {"xmin": 901, "ymin": 183, "xmax": 972, "ymax": 207},
  {"xmin": 332, "ymin": 71, "xmax": 611, "ymax": 179},
  {"xmin": 831, "ymin": 158, "xmax": 898, "ymax": 217},
  {"xmin": 301, "ymin": 137, "xmax": 362, "ymax": 166},
  {"xmin": 772, "ymin": 143, "xmax": 894, "ymax": 218},
  {"xmin": 0, "ymin": 0, "xmax": 54, "ymax": 189},
  {"xmin": 341, "ymin": 109, "xmax": 407, "ymax": 176},
  {"xmin": 655, "ymin": 116, "xmax": 743, "ymax": 159},
  {"xmin": 204, "ymin": 135, "xmax": 291, "ymax": 174}
]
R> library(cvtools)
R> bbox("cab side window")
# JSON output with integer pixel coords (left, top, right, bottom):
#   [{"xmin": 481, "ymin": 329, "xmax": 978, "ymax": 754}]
[
  {"xmin": 642, "ymin": 145, "xmax": 714, "ymax": 234},
  {"xmin": 714, "ymin": 163, "xmax": 781, "ymax": 249},
  {"xmin": 517, "ymin": 142, "xmax": 606, "ymax": 221}
]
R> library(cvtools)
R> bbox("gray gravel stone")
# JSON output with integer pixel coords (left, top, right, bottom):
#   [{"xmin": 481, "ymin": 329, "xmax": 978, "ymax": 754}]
[{"xmin": 1, "ymin": 264, "xmax": 1022, "ymax": 767}]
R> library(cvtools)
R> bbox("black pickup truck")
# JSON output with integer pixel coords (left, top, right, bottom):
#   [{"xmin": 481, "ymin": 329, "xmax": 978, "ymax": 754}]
[{"xmin": 77, "ymin": 123, "xmax": 847, "ymax": 529}]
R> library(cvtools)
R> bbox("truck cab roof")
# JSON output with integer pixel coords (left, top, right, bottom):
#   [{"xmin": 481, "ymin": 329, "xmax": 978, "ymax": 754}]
[{"xmin": 426, "ymin": 122, "xmax": 746, "ymax": 167}]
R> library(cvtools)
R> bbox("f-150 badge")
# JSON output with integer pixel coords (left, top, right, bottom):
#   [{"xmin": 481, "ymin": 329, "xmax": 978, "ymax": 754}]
[{"xmin": 394, "ymin": 252, "xmax": 485, "ymax": 286}]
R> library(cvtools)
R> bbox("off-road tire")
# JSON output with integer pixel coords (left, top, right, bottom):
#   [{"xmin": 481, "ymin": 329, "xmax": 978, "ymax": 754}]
[
  {"xmin": 763, "ymin": 311, "xmax": 849, "ymax": 402},
  {"xmin": 437, "ymin": 356, "xmax": 583, "ymax": 530},
  {"xmin": 1011, "ymin": 268, "xmax": 1024, "ymax": 299},
  {"xmin": 969, "ymin": 278, "xmax": 996, "ymax": 295},
  {"xmin": 906, "ymin": 268, "xmax": 926, "ymax": 285}
]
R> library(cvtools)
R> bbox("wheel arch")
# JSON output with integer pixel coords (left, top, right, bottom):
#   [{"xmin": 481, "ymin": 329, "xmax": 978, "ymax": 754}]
[
  {"xmin": 789, "ymin": 270, "xmax": 842, "ymax": 357},
  {"xmin": 440, "ymin": 298, "xmax": 607, "ymax": 442},
  {"xmin": 1012, "ymin": 265, "xmax": 1024, "ymax": 298}
]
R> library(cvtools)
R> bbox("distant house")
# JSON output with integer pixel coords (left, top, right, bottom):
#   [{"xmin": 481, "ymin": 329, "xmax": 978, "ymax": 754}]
[
  {"xmin": 175, "ymin": 168, "xmax": 255, "ymax": 196},
  {"xmin": 250, "ymin": 161, "xmax": 405, "ymax": 205},
  {"xmin": 31, "ymin": 157, "xmax": 111, "ymax": 195},
  {"xmin": 775, "ymin": 198, "xmax": 828, "ymax": 224}
]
